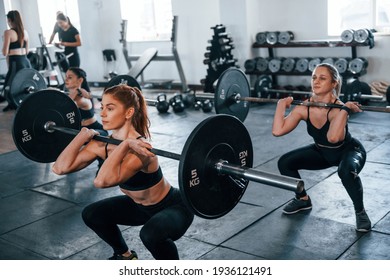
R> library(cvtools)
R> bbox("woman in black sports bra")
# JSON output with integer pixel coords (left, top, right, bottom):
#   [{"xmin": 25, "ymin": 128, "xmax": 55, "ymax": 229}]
[
  {"xmin": 65, "ymin": 67, "xmax": 107, "ymax": 136},
  {"xmin": 272, "ymin": 63, "xmax": 371, "ymax": 232},
  {"xmin": 52, "ymin": 84, "xmax": 194, "ymax": 260},
  {"xmin": 1, "ymin": 10, "xmax": 31, "ymax": 111}
]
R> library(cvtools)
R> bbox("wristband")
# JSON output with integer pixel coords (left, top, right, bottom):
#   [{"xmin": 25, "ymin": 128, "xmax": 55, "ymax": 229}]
[{"xmin": 340, "ymin": 105, "xmax": 351, "ymax": 115}]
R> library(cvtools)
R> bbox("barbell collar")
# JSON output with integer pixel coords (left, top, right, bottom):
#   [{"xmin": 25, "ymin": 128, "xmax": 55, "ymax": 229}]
[{"xmin": 215, "ymin": 160, "xmax": 304, "ymax": 193}]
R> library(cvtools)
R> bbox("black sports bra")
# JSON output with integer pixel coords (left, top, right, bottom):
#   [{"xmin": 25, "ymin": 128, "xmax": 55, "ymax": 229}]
[
  {"xmin": 9, "ymin": 29, "xmax": 25, "ymax": 50},
  {"xmin": 306, "ymin": 98, "xmax": 351, "ymax": 147},
  {"xmin": 9, "ymin": 40, "xmax": 25, "ymax": 50},
  {"xmin": 103, "ymin": 136, "xmax": 163, "ymax": 191}
]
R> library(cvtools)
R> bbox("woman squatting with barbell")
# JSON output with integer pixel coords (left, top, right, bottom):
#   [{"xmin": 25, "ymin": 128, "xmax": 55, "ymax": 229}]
[{"xmin": 272, "ymin": 62, "xmax": 371, "ymax": 232}]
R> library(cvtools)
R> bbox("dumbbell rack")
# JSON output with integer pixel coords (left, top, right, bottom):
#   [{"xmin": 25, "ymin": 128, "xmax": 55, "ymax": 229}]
[
  {"xmin": 202, "ymin": 24, "xmax": 238, "ymax": 93},
  {"xmin": 248, "ymin": 38, "xmax": 372, "ymax": 91}
]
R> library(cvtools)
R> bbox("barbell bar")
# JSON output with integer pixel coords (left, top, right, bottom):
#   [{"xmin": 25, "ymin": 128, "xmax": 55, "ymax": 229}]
[
  {"xmin": 253, "ymin": 75, "xmax": 382, "ymax": 102},
  {"xmin": 194, "ymin": 68, "xmax": 390, "ymax": 122},
  {"xmin": 12, "ymin": 89, "xmax": 304, "ymax": 219}
]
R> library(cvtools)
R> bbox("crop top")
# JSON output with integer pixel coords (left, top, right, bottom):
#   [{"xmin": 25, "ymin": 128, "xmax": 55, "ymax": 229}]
[
  {"xmin": 9, "ymin": 29, "xmax": 26, "ymax": 50},
  {"xmin": 9, "ymin": 40, "xmax": 25, "ymax": 50},
  {"xmin": 306, "ymin": 98, "xmax": 351, "ymax": 148},
  {"xmin": 103, "ymin": 137, "xmax": 163, "ymax": 191}
]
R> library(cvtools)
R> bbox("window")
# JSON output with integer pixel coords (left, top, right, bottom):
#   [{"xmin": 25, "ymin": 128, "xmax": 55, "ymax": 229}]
[
  {"xmin": 328, "ymin": 0, "xmax": 390, "ymax": 36},
  {"xmin": 119, "ymin": 0, "xmax": 173, "ymax": 42},
  {"xmin": 37, "ymin": 0, "xmax": 81, "ymax": 44}
]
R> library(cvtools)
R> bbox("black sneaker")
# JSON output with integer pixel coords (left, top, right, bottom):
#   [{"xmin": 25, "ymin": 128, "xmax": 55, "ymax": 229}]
[
  {"xmin": 283, "ymin": 196, "xmax": 312, "ymax": 214},
  {"xmin": 355, "ymin": 209, "xmax": 371, "ymax": 232},
  {"xmin": 108, "ymin": 250, "xmax": 138, "ymax": 260}
]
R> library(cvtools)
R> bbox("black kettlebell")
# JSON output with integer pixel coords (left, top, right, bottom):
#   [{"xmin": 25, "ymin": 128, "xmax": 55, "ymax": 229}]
[
  {"xmin": 156, "ymin": 93, "xmax": 170, "ymax": 113},
  {"xmin": 194, "ymin": 100, "xmax": 202, "ymax": 110},
  {"xmin": 169, "ymin": 94, "xmax": 185, "ymax": 113},
  {"xmin": 201, "ymin": 99, "xmax": 213, "ymax": 113},
  {"xmin": 182, "ymin": 93, "xmax": 195, "ymax": 108}
]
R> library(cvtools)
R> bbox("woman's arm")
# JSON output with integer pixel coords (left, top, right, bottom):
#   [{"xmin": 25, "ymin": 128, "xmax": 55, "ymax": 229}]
[
  {"xmin": 327, "ymin": 101, "xmax": 362, "ymax": 143},
  {"xmin": 24, "ymin": 30, "xmax": 29, "ymax": 54},
  {"xmin": 2, "ymin": 30, "xmax": 10, "ymax": 56},
  {"xmin": 94, "ymin": 138, "xmax": 155, "ymax": 188},
  {"xmin": 52, "ymin": 127, "xmax": 99, "ymax": 174},
  {"xmin": 272, "ymin": 97, "xmax": 304, "ymax": 137}
]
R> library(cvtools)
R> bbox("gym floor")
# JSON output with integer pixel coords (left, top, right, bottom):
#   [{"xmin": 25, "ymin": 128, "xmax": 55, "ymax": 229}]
[{"xmin": 0, "ymin": 90, "xmax": 389, "ymax": 260}]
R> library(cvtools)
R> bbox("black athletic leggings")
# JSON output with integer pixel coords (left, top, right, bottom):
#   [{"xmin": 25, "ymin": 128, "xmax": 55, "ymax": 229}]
[
  {"xmin": 3, "ymin": 55, "xmax": 31, "ymax": 105},
  {"xmin": 278, "ymin": 138, "xmax": 366, "ymax": 212},
  {"xmin": 82, "ymin": 187, "xmax": 194, "ymax": 260}
]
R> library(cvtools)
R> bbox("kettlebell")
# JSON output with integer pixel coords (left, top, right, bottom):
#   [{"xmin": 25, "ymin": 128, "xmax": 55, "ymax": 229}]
[
  {"xmin": 156, "ymin": 93, "xmax": 170, "ymax": 113},
  {"xmin": 169, "ymin": 94, "xmax": 185, "ymax": 113},
  {"xmin": 194, "ymin": 100, "xmax": 202, "ymax": 110},
  {"xmin": 201, "ymin": 99, "xmax": 213, "ymax": 113},
  {"xmin": 182, "ymin": 93, "xmax": 195, "ymax": 108}
]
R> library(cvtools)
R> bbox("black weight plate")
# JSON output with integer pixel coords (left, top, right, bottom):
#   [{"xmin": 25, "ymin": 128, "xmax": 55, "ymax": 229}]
[
  {"xmin": 214, "ymin": 68, "xmax": 250, "ymax": 122},
  {"xmin": 179, "ymin": 114, "xmax": 253, "ymax": 219},
  {"xmin": 254, "ymin": 75, "xmax": 273, "ymax": 98},
  {"xmin": 105, "ymin": 74, "xmax": 141, "ymax": 90},
  {"xmin": 9, "ymin": 68, "xmax": 47, "ymax": 107},
  {"xmin": 244, "ymin": 59, "xmax": 256, "ymax": 72},
  {"xmin": 12, "ymin": 89, "xmax": 81, "ymax": 163}
]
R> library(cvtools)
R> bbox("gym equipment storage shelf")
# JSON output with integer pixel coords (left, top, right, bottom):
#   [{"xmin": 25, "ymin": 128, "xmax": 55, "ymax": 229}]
[{"xmin": 247, "ymin": 40, "xmax": 371, "ymax": 78}]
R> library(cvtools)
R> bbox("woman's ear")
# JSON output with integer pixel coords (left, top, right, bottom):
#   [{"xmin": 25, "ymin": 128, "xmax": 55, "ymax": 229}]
[{"xmin": 125, "ymin": 107, "xmax": 135, "ymax": 120}]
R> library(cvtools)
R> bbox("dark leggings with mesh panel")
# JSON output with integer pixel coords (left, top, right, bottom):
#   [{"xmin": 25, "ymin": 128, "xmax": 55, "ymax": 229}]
[
  {"xmin": 82, "ymin": 187, "xmax": 194, "ymax": 260},
  {"xmin": 277, "ymin": 138, "xmax": 366, "ymax": 212}
]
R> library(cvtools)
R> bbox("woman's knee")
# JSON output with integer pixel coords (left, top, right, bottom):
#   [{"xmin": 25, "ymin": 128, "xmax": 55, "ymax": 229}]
[{"xmin": 81, "ymin": 203, "xmax": 99, "ymax": 226}]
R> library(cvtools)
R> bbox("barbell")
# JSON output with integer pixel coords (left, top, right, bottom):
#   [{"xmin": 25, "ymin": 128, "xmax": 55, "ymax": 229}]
[
  {"xmin": 12, "ymin": 89, "xmax": 303, "ymax": 219},
  {"xmin": 253, "ymin": 74, "xmax": 382, "ymax": 103},
  {"xmin": 194, "ymin": 68, "xmax": 390, "ymax": 122}
]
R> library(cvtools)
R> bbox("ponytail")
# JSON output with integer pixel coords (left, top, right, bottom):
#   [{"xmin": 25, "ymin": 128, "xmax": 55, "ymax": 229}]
[
  {"xmin": 132, "ymin": 87, "xmax": 150, "ymax": 139},
  {"xmin": 7, "ymin": 10, "xmax": 25, "ymax": 47}
]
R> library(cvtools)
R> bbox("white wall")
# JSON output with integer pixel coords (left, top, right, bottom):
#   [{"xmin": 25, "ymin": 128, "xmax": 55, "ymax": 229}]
[{"xmin": 3, "ymin": 0, "xmax": 390, "ymax": 86}]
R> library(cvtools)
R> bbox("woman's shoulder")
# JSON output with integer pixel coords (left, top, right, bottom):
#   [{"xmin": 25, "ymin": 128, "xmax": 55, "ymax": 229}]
[
  {"xmin": 70, "ymin": 25, "xmax": 79, "ymax": 33},
  {"xmin": 4, "ymin": 29, "xmax": 15, "ymax": 35}
]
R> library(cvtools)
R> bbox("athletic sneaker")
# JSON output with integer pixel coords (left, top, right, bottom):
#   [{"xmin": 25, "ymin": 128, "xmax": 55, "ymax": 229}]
[
  {"xmin": 108, "ymin": 250, "xmax": 138, "ymax": 260},
  {"xmin": 283, "ymin": 196, "xmax": 312, "ymax": 214},
  {"xmin": 355, "ymin": 209, "xmax": 371, "ymax": 232}
]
